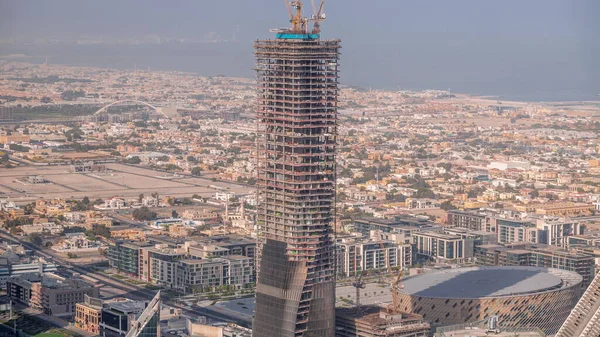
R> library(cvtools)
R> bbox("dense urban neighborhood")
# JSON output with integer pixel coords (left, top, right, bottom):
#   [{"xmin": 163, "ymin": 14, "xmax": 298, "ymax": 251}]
[{"xmin": 1, "ymin": 58, "xmax": 600, "ymax": 337}]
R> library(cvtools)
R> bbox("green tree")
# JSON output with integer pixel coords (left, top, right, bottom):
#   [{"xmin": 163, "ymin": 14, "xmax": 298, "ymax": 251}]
[
  {"xmin": 440, "ymin": 200, "xmax": 457, "ymax": 211},
  {"xmin": 9, "ymin": 144, "xmax": 29, "ymax": 152},
  {"xmin": 88, "ymin": 224, "xmax": 111, "ymax": 238},
  {"xmin": 165, "ymin": 164, "xmax": 181, "ymax": 171},
  {"xmin": 28, "ymin": 233, "xmax": 43, "ymax": 246},
  {"xmin": 132, "ymin": 207, "xmax": 157, "ymax": 221}
]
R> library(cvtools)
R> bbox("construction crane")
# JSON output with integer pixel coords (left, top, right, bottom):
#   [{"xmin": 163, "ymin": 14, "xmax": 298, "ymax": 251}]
[
  {"xmin": 310, "ymin": 0, "xmax": 326, "ymax": 34},
  {"xmin": 391, "ymin": 269, "xmax": 404, "ymax": 310},
  {"xmin": 379, "ymin": 240, "xmax": 405, "ymax": 311},
  {"xmin": 281, "ymin": 0, "xmax": 327, "ymax": 34},
  {"xmin": 283, "ymin": 0, "xmax": 308, "ymax": 33},
  {"xmin": 352, "ymin": 272, "xmax": 366, "ymax": 306}
]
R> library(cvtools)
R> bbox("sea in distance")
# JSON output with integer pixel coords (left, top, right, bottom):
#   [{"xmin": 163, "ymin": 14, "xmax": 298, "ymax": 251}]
[{"xmin": 1, "ymin": 42, "xmax": 598, "ymax": 103}]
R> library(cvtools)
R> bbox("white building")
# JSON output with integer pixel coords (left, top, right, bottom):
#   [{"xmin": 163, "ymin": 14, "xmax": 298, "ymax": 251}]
[
  {"xmin": 492, "ymin": 178, "xmax": 518, "ymax": 188},
  {"xmin": 101, "ymin": 197, "xmax": 127, "ymax": 210},
  {"xmin": 141, "ymin": 196, "xmax": 161, "ymax": 208},
  {"xmin": 534, "ymin": 216, "xmax": 582, "ymax": 246},
  {"xmin": 335, "ymin": 237, "xmax": 411, "ymax": 277},
  {"xmin": 52, "ymin": 233, "xmax": 101, "ymax": 252},
  {"xmin": 215, "ymin": 192, "xmax": 236, "ymax": 202},
  {"xmin": 487, "ymin": 161, "xmax": 531, "ymax": 171},
  {"xmin": 21, "ymin": 222, "xmax": 63, "ymax": 235},
  {"xmin": 0, "ymin": 199, "xmax": 21, "ymax": 212},
  {"xmin": 405, "ymin": 198, "xmax": 440, "ymax": 210}
]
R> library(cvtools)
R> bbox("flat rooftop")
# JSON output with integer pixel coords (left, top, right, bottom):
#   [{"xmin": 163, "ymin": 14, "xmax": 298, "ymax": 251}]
[
  {"xmin": 106, "ymin": 300, "xmax": 146, "ymax": 314},
  {"xmin": 437, "ymin": 327, "xmax": 543, "ymax": 337},
  {"xmin": 401, "ymin": 266, "xmax": 582, "ymax": 299},
  {"xmin": 336, "ymin": 306, "xmax": 426, "ymax": 327}
]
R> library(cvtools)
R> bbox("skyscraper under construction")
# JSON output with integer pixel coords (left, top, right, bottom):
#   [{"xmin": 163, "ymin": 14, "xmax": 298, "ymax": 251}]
[{"xmin": 253, "ymin": 1, "xmax": 340, "ymax": 336}]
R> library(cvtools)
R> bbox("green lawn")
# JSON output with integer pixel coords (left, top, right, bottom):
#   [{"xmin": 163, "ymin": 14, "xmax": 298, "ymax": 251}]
[{"xmin": 35, "ymin": 329, "xmax": 77, "ymax": 337}]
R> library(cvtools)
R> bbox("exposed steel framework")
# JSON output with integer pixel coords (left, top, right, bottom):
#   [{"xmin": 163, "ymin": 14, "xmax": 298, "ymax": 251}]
[{"xmin": 253, "ymin": 38, "xmax": 340, "ymax": 337}]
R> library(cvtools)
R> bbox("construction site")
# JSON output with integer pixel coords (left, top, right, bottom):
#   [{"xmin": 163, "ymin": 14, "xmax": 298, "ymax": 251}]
[{"xmin": 252, "ymin": 1, "xmax": 342, "ymax": 336}]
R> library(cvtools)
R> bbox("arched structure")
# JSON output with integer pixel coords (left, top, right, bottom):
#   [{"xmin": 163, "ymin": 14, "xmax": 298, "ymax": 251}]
[{"xmin": 94, "ymin": 100, "xmax": 167, "ymax": 118}]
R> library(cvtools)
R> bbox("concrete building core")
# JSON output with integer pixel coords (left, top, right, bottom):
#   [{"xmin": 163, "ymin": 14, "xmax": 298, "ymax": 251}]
[{"xmin": 252, "ymin": 36, "xmax": 340, "ymax": 337}]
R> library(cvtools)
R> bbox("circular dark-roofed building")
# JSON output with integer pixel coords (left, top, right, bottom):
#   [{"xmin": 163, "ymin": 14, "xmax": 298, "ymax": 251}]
[{"xmin": 395, "ymin": 266, "xmax": 582, "ymax": 334}]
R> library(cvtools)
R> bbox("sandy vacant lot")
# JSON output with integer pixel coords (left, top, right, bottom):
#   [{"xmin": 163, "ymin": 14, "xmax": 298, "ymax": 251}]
[{"xmin": 0, "ymin": 163, "xmax": 254, "ymax": 204}]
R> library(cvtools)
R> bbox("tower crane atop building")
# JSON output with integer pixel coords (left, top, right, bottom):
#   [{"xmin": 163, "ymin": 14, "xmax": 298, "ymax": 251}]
[{"xmin": 274, "ymin": 0, "xmax": 327, "ymax": 38}]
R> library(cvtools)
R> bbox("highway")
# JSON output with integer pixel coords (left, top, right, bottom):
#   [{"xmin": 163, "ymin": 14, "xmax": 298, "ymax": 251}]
[{"xmin": 0, "ymin": 231, "xmax": 251, "ymax": 327}]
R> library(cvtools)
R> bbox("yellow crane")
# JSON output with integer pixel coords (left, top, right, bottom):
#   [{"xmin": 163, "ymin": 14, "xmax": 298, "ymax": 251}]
[
  {"xmin": 282, "ymin": 0, "xmax": 327, "ymax": 34},
  {"xmin": 283, "ymin": 0, "xmax": 307, "ymax": 33}
]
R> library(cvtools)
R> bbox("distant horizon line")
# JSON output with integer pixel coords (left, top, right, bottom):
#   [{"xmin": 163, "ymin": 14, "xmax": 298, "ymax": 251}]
[{"xmin": 1, "ymin": 57, "xmax": 598, "ymax": 105}]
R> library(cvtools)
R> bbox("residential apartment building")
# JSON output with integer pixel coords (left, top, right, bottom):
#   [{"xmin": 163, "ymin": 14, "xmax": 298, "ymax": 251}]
[
  {"xmin": 107, "ymin": 241, "xmax": 150, "ymax": 277},
  {"xmin": 353, "ymin": 216, "xmax": 435, "ymax": 237},
  {"xmin": 533, "ymin": 217, "xmax": 582, "ymax": 246},
  {"xmin": 336, "ymin": 238, "xmax": 411, "ymax": 277},
  {"xmin": 185, "ymin": 236, "xmax": 256, "ymax": 262},
  {"xmin": 108, "ymin": 240, "xmax": 255, "ymax": 292},
  {"xmin": 175, "ymin": 256, "xmax": 254, "ymax": 293},
  {"xmin": 140, "ymin": 245, "xmax": 185, "ymax": 288},
  {"xmin": 496, "ymin": 218, "xmax": 539, "ymax": 244},
  {"xmin": 447, "ymin": 210, "xmax": 492, "ymax": 232},
  {"xmin": 413, "ymin": 231, "xmax": 474, "ymax": 263},
  {"xmin": 7, "ymin": 272, "xmax": 99, "ymax": 317},
  {"xmin": 447, "ymin": 210, "xmax": 582, "ymax": 247},
  {"xmin": 475, "ymin": 243, "xmax": 595, "ymax": 287}
]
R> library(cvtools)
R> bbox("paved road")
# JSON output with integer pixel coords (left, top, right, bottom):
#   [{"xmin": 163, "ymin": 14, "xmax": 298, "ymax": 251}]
[{"xmin": 0, "ymin": 231, "xmax": 247, "ymax": 326}]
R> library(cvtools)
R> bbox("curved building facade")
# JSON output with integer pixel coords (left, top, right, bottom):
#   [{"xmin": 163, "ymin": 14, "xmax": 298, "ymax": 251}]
[
  {"xmin": 395, "ymin": 266, "xmax": 582, "ymax": 335},
  {"xmin": 253, "ymin": 36, "xmax": 341, "ymax": 337}
]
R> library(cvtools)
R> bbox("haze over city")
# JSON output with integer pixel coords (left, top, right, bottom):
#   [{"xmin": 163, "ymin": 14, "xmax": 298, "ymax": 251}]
[
  {"xmin": 0, "ymin": 1, "xmax": 600, "ymax": 337},
  {"xmin": 1, "ymin": 0, "xmax": 599, "ymax": 100}
]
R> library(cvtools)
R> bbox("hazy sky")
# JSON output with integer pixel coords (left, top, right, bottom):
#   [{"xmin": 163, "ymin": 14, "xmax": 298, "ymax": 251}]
[{"xmin": 1, "ymin": 0, "xmax": 598, "ymax": 100}]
